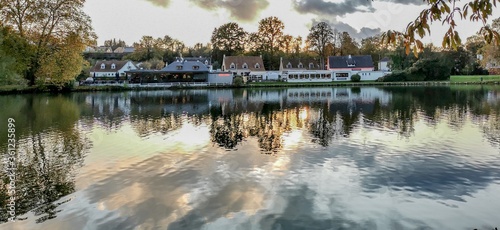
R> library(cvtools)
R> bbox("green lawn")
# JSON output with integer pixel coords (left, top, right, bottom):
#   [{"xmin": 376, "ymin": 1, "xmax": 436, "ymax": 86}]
[{"xmin": 450, "ymin": 75, "xmax": 500, "ymax": 83}]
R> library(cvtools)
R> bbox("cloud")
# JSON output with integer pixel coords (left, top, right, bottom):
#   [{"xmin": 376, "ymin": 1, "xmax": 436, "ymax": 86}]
[
  {"xmin": 143, "ymin": 0, "xmax": 171, "ymax": 7},
  {"xmin": 293, "ymin": 0, "xmax": 425, "ymax": 17},
  {"xmin": 311, "ymin": 18, "xmax": 382, "ymax": 40},
  {"xmin": 189, "ymin": 0, "xmax": 270, "ymax": 22},
  {"xmin": 293, "ymin": 0, "xmax": 374, "ymax": 17}
]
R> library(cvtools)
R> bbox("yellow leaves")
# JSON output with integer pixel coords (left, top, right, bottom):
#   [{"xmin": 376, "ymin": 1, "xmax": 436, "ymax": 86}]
[
  {"xmin": 36, "ymin": 36, "xmax": 85, "ymax": 86},
  {"xmin": 453, "ymin": 32, "xmax": 461, "ymax": 46}
]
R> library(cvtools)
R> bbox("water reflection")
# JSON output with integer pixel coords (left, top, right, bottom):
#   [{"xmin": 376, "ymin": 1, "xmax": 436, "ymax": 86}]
[
  {"xmin": 0, "ymin": 86, "xmax": 499, "ymax": 229},
  {"xmin": 0, "ymin": 95, "xmax": 89, "ymax": 223}
]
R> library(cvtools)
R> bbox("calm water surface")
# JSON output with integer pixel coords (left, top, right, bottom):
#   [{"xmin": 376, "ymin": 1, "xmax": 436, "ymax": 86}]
[{"xmin": 1, "ymin": 86, "xmax": 499, "ymax": 230}]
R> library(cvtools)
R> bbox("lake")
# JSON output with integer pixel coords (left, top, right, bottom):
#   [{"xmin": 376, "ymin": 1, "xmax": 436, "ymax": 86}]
[{"xmin": 0, "ymin": 86, "xmax": 499, "ymax": 230}]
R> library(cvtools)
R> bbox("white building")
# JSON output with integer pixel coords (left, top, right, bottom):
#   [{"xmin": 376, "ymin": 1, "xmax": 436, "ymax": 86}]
[
  {"xmin": 378, "ymin": 57, "xmax": 391, "ymax": 71},
  {"xmin": 90, "ymin": 61, "xmax": 137, "ymax": 78}
]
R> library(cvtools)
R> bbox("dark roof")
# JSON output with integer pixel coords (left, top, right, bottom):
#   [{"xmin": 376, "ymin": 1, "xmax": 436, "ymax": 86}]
[
  {"xmin": 175, "ymin": 57, "xmax": 211, "ymax": 65},
  {"xmin": 160, "ymin": 60, "xmax": 210, "ymax": 73},
  {"xmin": 328, "ymin": 55, "xmax": 374, "ymax": 69},
  {"xmin": 114, "ymin": 47, "xmax": 135, "ymax": 53},
  {"xmin": 91, "ymin": 61, "xmax": 133, "ymax": 72},
  {"xmin": 281, "ymin": 58, "xmax": 322, "ymax": 70},
  {"xmin": 380, "ymin": 57, "xmax": 391, "ymax": 62},
  {"xmin": 223, "ymin": 56, "xmax": 265, "ymax": 71}
]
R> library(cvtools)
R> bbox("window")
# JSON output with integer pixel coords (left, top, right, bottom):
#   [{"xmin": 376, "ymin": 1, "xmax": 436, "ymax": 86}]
[
  {"xmin": 192, "ymin": 65, "xmax": 200, "ymax": 70},
  {"xmin": 298, "ymin": 63, "xmax": 303, "ymax": 68},
  {"xmin": 205, "ymin": 60, "xmax": 209, "ymax": 65},
  {"xmin": 309, "ymin": 63, "xmax": 314, "ymax": 69},
  {"xmin": 230, "ymin": 63, "xmax": 235, "ymax": 69},
  {"xmin": 111, "ymin": 64, "xmax": 116, "ymax": 69},
  {"xmin": 176, "ymin": 65, "xmax": 183, "ymax": 70},
  {"xmin": 336, "ymin": 73, "xmax": 348, "ymax": 78},
  {"xmin": 242, "ymin": 63, "xmax": 248, "ymax": 69},
  {"xmin": 101, "ymin": 64, "xmax": 105, "ymax": 69},
  {"xmin": 347, "ymin": 60, "xmax": 356, "ymax": 67},
  {"xmin": 286, "ymin": 62, "xmax": 292, "ymax": 69},
  {"xmin": 255, "ymin": 63, "xmax": 260, "ymax": 69}
]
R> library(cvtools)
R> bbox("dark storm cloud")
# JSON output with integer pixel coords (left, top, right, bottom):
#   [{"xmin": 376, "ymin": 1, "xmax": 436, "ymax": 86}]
[
  {"xmin": 293, "ymin": 0, "xmax": 426, "ymax": 17},
  {"xmin": 143, "ymin": 0, "xmax": 171, "ymax": 7},
  {"xmin": 294, "ymin": 0, "xmax": 374, "ymax": 17},
  {"xmin": 189, "ymin": 0, "xmax": 270, "ymax": 22}
]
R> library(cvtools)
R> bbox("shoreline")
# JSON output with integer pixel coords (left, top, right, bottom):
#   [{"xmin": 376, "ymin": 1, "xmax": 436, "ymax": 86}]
[{"xmin": 1, "ymin": 81, "xmax": 499, "ymax": 95}]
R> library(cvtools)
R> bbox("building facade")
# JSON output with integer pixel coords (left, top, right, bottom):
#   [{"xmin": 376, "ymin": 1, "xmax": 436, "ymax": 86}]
[
  {"xmin": 90, "ymin": 61, "xmax": 137, "ymax": 79},
  {"xmin": 221, "ymin": 55, "xmax": 265, "ymax": 77}
]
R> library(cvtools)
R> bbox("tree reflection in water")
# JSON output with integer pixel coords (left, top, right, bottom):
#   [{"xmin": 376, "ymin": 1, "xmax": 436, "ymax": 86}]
[{"xmin": 0, "ymin": 95, "xmax": 88, "ymax": 223}]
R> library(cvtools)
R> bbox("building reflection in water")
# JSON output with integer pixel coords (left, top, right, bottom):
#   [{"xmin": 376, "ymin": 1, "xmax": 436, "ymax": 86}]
[{"xmin": 1, "ymin": 86, "xmax": 500, "ymax": 228}]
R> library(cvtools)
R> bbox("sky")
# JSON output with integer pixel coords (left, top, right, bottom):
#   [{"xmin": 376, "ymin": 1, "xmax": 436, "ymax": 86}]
[{"xmin": 83, "ymin": 0, "xmax": 500, "ymax": 47}]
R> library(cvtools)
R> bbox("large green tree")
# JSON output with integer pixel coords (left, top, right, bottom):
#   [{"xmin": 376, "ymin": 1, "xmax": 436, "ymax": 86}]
[
  {"xmin": 253, "ymin": 16, "xmax": 286, "ymax": 70},
  {"xmin": 211, "ymin": 22, "xmax": 247, "ymax": 63},
  {"xmin": 339, "ymin": 32, "xmax": 359, "ymax": 56},
  {"xmin": 257, "ymin": 16, "xmax": 285, "ymax": 54},
  {"xmin": 0, "ymin": 26, "xmax": 30, "ymax": 85},
  {"xmin": 306, "ymin": 22, "xmax": 335, "ymax": 69},
  {"xmin": 211, "ymin": 22, "xmax": 247, "ymax": 55},
  {"xmin": 0, "ymin": 0, "xmax": 96, "ymax": 86}
]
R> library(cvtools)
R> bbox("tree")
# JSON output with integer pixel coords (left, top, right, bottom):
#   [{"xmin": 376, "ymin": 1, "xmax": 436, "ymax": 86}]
[
  {"xmin": 188, "ymin": 43, "xmax": 212, "ymax": 58},
  {"xmin": 36, "ymin": 33, "xmax": 90, "ymax": 88},
  {"xmin": 465, "ymin": 34, "xmax": 486, "ymax": 55},
  {"xmin": 255, "ymin": 16, "xmax": 286, "ymax": 70},
  {"xmin": 292, "ymin": 36, "xmax": 304, "ymax": 56},
  {"xmin": 0, "ymin": 26, "xmax": 29, "ymax": 85},
  {"xmin": 382, "ymin": 0, "xmax": 499, "ymax": 56},
  {"xmin": 257, "ymin": 16, "xmax": 285, "ymax": 54},
  {"xmin": 0, "ymin": 0, "xmax": 96, "ymax": 86},
  {"xmin": 479, "ymin": 17, "xmax": 500, "ymax": 68},
  {"xmin": 211, "ymin": 22, "xmax": 247, "ymax": 55},
  {"xmin": 211, "ymin": 22, "xmax": 247, "ymax": 63},
  {"xmin": 339, "ymin": 32, "xmax": 359, "ymax": 56},
  {"xmin": 281, "ymin": 34, "xmax": 294, "ymax": 54},
  {"xmin": 104, "ymin": 38, "xmax": 127, "ymax": 50},
  {"xmin": 360, "ymin": 35, "xmax": 386, "ymax": 69},
  {"xmin": 135, "ymin": 36, "xmax": 160, "ymax": 61},
  {"xmin": 306, "ymin": 22, "xmax": 335, "ymax": 69}
]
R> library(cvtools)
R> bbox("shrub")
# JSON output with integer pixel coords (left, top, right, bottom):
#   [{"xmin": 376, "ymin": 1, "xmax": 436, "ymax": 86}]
[
  {"xmin": 410, "ymin": 58, "xmax": 451, "ymax": 81},
  {"xmin": 351, "ymin": 74, "xmax": 361, "ymax": 82},
  {"xmin": 233, "ymin": 76, "xmax": 244, "ymax": 86},
  {"xmin": 379, "ymin": 71, "xmax": 407, "ymax": 82}
]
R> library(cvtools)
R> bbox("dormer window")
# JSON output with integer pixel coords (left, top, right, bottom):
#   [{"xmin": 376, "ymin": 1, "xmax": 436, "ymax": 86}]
[
  {"xmin": 111, "ymin": 64, "xmax": 116, "ymax": 69},
  {"xmin": 242, "ymin": 63, "xmax": 248, "ymax": 69},
  {"xmin": 298, "ymin": 63, "xmax": 303, "ymax": 68},
  {"xmin": 346, "ymin": 60, "xmax": 356, "ymax": 67},
  {"xmin": 204, "ymin": 60, "xmax": 209, "ymax": 65},
  {"xmin": 100, "ymin": 63, "xmax": 105, "ymax": 69},
  {"xmin": 192, "ymin": 65, "xmax": 200, "ymax": 70},
  {"xmin": 309, "ymin": 63, "xmax": 314, "ymax": 69},
  {"xmin": 230, "ymin": 63, "xmax": 235, "ymax": 69},
  {"xmin": 176, "ymin": 65, "xmax": 183, "ymax": 70},
  {"xmin": 286, "ymin": 62, "xmax": 292, "ymax": 69},
  {"xmin": 255, "ymin": 63, "xmax": 260, "ymax": 69}
]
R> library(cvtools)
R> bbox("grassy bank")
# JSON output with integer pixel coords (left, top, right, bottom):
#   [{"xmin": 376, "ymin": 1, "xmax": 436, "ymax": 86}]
[
  {"xmin": 1, "ymin": 76, "xmax": 499, "ymax": 95},
  {"xmin": 0, "ymin": 85, "xmax": 38, "ymax": 94},
  {"xmin": 450, "ymin": 75, "xmax": 500, "ymax": 83}
]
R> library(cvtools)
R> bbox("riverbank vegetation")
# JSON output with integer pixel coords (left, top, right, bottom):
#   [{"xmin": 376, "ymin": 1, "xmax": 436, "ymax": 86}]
[
  {"xmin": 1, "ymin": 0, "xmax": 499, "ymax": 92},
  {"xmin": 0, "ymin": 0, "xmax": 96, "ymax": 89}
]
